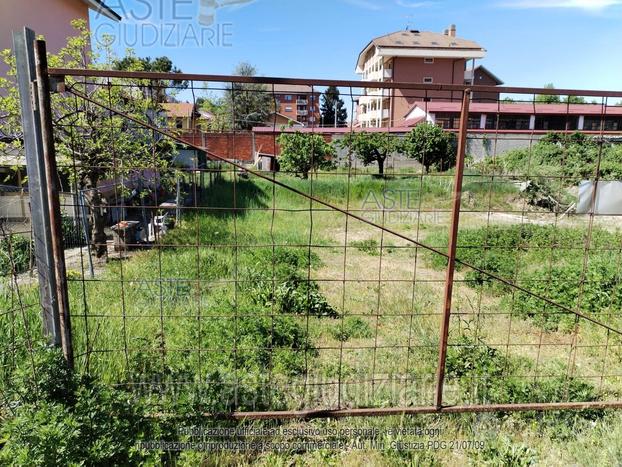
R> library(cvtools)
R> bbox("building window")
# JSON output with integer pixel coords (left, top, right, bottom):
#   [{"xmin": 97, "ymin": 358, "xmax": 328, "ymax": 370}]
[
  {"xmin": 497, "ymin": 114, "xmax": 531, "ymax": 130},
  {"xmin": 583, "ymin": 116, "xmax": 622, "ymax": 131},
  {"xmin": 285, "ymin": 106, "xmax": 292, "ymax": 112},
  {"xmin": 424, "ymin": 58, "xmax": 434, "ymax": 64},
  {"xmin": 175, "ymin": 118, "xmax": 184, "ymax": 129},
  {"xmin": 485, "ymin": 116, "xmax": 497, "ymax": 130},
  {"xmin": 434, "ymin": 113, "xmax": 460, "ymax": 130},
  {"xmin": 468, "ymin": 115, "xmax": 483, "ymax": 129},
  {"xmin": 535, "ymin": 116, "xmax": 578, "ymax": 131},
  {"xmin": 285, "ymin": 95, "xmax": 292, "ymax": 101},
  {"xmin": 423, "ymin": 77, "xmax": 433, "ymax": 84}
]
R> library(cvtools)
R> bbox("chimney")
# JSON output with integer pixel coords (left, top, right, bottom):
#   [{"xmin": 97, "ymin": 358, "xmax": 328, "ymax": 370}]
[{"xmin": 449, "ymin": 24, "xmax": 456, "ymax": 37}]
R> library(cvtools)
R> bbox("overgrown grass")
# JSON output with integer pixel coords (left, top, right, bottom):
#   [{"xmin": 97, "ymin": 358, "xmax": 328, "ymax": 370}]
[
  {"xmin": 2, "ymin": 172, "xmax": 622, "ymax": 465},
  {"xmin": 426, "ymin": 224, "xmax": 622, "ymax": 330}
]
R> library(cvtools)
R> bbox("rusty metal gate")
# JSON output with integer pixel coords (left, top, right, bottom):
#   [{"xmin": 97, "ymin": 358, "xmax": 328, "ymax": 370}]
[{"xmin": 6, "ymin": 29, "xmax": 622, "ymax": 419}]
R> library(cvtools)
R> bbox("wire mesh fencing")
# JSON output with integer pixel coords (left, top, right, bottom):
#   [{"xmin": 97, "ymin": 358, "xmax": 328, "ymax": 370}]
[
  {"xmin": 0, "ymin": 222, "xmax": 42, "ymax": 397},
  {"xmin": 7, "ymin": 53, "xmax": 622, "ymax": 419}
]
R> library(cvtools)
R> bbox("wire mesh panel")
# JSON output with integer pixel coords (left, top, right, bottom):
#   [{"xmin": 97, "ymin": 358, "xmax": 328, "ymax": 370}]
[
  {"xmin": 0, "ymin": 222, "xmax": 42, "ymax": 395},
  {"xmin": 20, "ymin": 64, "xmax": 622, "ymax": 418}
]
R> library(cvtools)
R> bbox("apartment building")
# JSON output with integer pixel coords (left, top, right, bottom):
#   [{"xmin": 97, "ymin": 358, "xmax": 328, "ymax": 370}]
[
  {"xmin": 273, "ymin": 85, "xmax": 321, "ymax": 126},
  {"xmin": 355, "ymin": 25, "xmax": 488, "ymax": 127}
]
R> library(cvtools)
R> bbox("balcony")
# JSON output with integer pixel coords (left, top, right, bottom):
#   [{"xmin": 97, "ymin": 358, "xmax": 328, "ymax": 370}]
[
  {"xmin": 296, "ymin": 99, "xmax": 308, "ymax": 105},
  {"xmin": 297, "ymin": 110, "xmax": 308, "ymax": 116},
  {"xmin": 357, "ymin": 108, "xmax": 390, "ymax": 122},
  {"xmin": 365, "ymin": 69, "xmax": 383, "ymax": 81}
]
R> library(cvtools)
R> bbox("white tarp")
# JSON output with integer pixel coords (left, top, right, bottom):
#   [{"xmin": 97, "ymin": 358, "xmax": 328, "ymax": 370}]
[{"xmin": 577, "ymin": 181, "xmax": 622, "ymax": 215}]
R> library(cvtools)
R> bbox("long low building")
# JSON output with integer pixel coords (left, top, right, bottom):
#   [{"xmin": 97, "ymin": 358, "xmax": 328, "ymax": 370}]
[{"xmin": 403, "ymin": 102, "xmax": 622, "ymax": 133}]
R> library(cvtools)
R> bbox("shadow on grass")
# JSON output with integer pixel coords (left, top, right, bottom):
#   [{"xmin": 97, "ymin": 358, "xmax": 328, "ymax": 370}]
[{"xmin": 198, "ymin": 174, "xmax": 269, "ymax": 219}]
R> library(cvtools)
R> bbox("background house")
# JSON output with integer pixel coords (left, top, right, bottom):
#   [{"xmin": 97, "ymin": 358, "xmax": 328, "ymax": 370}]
[
  {"xmin": 355, "ymin": 24, "xmax": 489, "ymax": 127},
  {"xmin": 465, "ymin": 65, "xmax": 504, "ymax": 103},
  {"xmin": 273, "ymin": 85, "xmax": 321, "ymax": 127},
  {"xmin": 162, "ymin": 103, "xmax": 203, "ymax": 131},
  {"xmin": 0, "ymin": 0, "xmax": 120, "ymax": 75}
]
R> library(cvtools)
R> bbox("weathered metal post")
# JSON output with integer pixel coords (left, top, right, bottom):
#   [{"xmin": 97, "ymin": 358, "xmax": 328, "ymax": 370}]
[
  {"xmin": 14, "ymin": 29, "xmax": 73, "ymax": 367},
  {"xmin": 13, "ymin": 28, "xmax": 61, "ymax": 346},
  {"xmin": 34, "ymin": 39, "xmax": 74, "ymax": 368},
  {"xmin": 434, "ymin": 89, "xmax": 471, "ymax": 410}
]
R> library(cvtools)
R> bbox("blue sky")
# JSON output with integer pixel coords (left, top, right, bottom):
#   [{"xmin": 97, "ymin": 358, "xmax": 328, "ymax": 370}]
[{"xmin": 91, "ymin": 0, "xmax": 622, "ymax": 92}]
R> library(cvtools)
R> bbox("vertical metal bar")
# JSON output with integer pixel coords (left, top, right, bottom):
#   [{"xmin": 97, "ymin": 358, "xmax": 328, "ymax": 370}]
[
  {"xmin": 34, "ymin": 39, "xmax": 74, "ymax": 368},
  {"xmin": 13, "ymin": 28, "xmax": 61, "ymax": 345},
  {"xmin": 434, "ymin": 89, "xmax": 471, "ymax": 409},
  {"xmin": 79, "ymin": 191, "xmax": 95, "ymax": 278}
]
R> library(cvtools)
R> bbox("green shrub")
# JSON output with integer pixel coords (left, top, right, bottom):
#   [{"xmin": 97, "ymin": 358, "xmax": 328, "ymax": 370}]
[
  {"xmin": 474, "ymin": 437, "xmax": 538, "ymax": 466},
  {"xmin": 0, "ymin": 348, "xmax": 158, "ymax": 466},
  {"xmin": 61, "ymin": 214, "xmax": 87, "ymax": 249},
  {"xmin": 246, "ymin": 247, "xmax": 338, "ymax": 318},
  {"xmin": 271, "ymin": 276, "xmax": 339, "ymax": 318},
  {"xmin": 446, "ymin": 336, "xmax": 604, "ymax": 423},
  {"xmin": 510, "ymin": 256, "xmax": 622, "ymax": 331},
  {"xmin": 427, "ymin": 225, "xmax": 621, "ymax": 293},
  {"xmin": 484, "ymin": 132, "xmax": 622, "ymax": 185},
  {"xmin": 351, "ymin": 239, "xmax": 380, "ymax": 256},
  {"xmin": 330, "ymin": 316, "xmax": 373, "ymax": 342},
  {"xmin": 0, "ymin": 233, "xmax": 31, "ymax": 276}
]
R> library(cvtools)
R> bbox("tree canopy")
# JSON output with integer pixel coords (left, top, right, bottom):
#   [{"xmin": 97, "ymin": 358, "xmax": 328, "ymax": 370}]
[
  {"xmin": 225, "ymin": 62, "xmax": 274, "ymax": 131},
  {"xmin": 401, "ymin": 123, "xmax": 456, "ymax": 173},
  {"xmin": 277, "ymin": 132, "xmax": 335, "ymax": 178},
  {"xmin": 536, "ymin": 83, "xmax": 588, "ymax": 104},
  {"xmin": 339, "ymin": 131, "xmax": 399, "ymax": 175},
  {"xmin": 320, "ymin": 86, "xmax": 348, "ymax": 127}
]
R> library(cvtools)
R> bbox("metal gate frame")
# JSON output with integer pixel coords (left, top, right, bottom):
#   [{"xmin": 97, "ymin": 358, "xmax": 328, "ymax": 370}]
[{"xmin": 15, "ymin": 30, "xmax": 622, "ymax": 419}]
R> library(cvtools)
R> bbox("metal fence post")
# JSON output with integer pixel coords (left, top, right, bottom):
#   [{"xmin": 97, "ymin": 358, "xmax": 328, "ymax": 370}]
[
  {"xmin": 434, "ymin": 89, "xmax": 471, "ymax": 409},
  {"xmin": 34, "ymin": 39, "xmax": 74, "ymax": 368},
  {"xmin": 13, "ymin": 28, "xmax": 61, "ymax": 346}
]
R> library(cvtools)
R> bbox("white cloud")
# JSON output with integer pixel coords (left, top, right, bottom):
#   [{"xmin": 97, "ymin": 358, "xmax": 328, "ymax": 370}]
[
  {"xmin": 395, "ymin": 0, "xmax": 437, "ymax": 7},
  {"xmin": 500, "ymin": 0, "xmax": 622, "ymax": 9},
  {"xmin": 343, "ymin": 0, "xmax": 384, "ymax": 10}
]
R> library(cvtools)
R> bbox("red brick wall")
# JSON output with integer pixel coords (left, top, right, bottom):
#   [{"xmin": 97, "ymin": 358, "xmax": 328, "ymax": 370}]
[{"xmin": 179, "ymin": 131, "xmax": 333, "ymax": 162}]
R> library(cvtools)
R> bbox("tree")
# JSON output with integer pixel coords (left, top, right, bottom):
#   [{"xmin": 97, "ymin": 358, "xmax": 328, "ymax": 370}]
[
  {"xmin": 1, "ymin": 21, "xmax": 177, "ymax": 260},
  {"xmin": 401, "ymin": 123, "xmax": 456, "ymax": 173},
  {"xmin": 339, "ymin": 131, "xmax": 399, "ymax": 175},
  {"xmin": 536, "ymin": 83, "xmax": 561, "ymax": 104},
  {"xmin": 197, "ymin": 94, "xmax": 231, "ymax": 132},
  {"xmin": 277, "ymin": 132, "xmax": 335, "ymax": 179},
  {"xmin": 112, "ymin": 53, "xmax": 187, "ymax": 103},
  {"xmin": 224, "ymin": 62, "xmax": 274, "ymax": 131},
  {"xmin": 536, "ymin": 84, "xmax": 588, "ymax": 104},
  {"xmin": 320, "ymin": 86, "xmax": 348, "ymax": 127},
  {"xmin": 563, "ymin": 95, "xmax": 587, "ymax": 104}
]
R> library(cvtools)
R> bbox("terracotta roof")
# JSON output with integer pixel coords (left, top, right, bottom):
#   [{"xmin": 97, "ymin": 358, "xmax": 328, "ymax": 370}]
[
  {"xmin": 371, "ymin": 30, "xmax": 484, "ymax": 51},
  {"xmin": 407, "ymin": 102, "xmax": 622, "ymax": 117},
  {"xmin": 356, "ymin": 28, "xmax": 486, "ymax": 71},
  {"xmin": 161, "ymin": 103, "xmax": 196, "ymax": 118}
]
